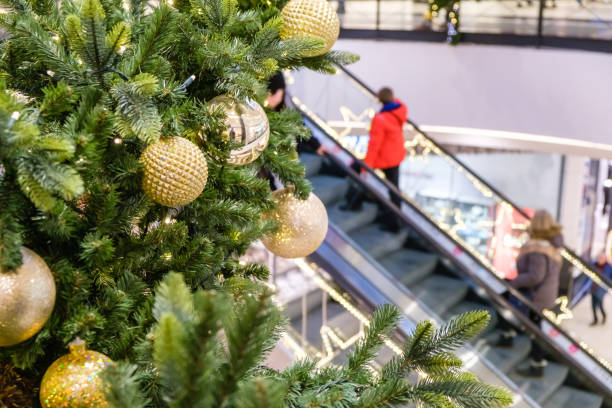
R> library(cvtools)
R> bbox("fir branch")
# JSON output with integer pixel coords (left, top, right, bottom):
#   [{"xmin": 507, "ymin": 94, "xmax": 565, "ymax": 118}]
[
  {"xmin": 347, "ymin": 304, "xmax": 400, "ymax": 376},
  {"xmin": 103, "ymin": 362, "xmax": 150, "ymax": 408},
  {"xmin": 388, "ymin": 311, "xmax": 490, "ymax": 376},
  {"xmin": 153, "ymin": 313, "xmax": 193, "ymax": 402},
  {"xmin": 120, "ymin": 4, "xmax": 177, "ymax": 77},
  {"xmin": 111, "ymin": 77, "xmax": 162, "ymax": 143},
  {"xmin": 152, "ymin": 272, "xmax": 196, "ymax": 324},
  {"xmin": 230, "ymin": 377, "xmax": 287, "ymax": 408},
  {"xmin": 81, "ymin": 0, "xmax": 109, "ymax": 85},
  {"xmin": 219, "ymin": 286, "xmax": 285, "ymax": 403},
  {"xmin": 40, "ymin": 82, "xmax": 79, "ymax": 119},
  {"xmin": 0, "ymin": 0, "xmax": 30, "ymax": 14},
  {"xmin": 410, "ymin": 374, "xmax": 514, "ymax": 408},
  {"xmin": 0, "ymin": 176, "xmax": 25, "ymax": 270},
  {"xmin": 105, "ymin": 22, "xmax": 130, "ymax": 64},
  {"xmin": 7, "ymin": 14, "xmax": 83, "ymax": 84}
]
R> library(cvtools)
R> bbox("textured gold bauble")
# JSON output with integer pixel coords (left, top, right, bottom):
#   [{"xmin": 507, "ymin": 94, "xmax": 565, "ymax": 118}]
[
  {"xmin": 40, "ymin": 340, "xmax": 113, "ymax": 408},
  {"xmin": 280, "ymin": 0, "xmax": 340, "ymax": 57},
  {"xmin": 141, "ymin": 137, "xmax": 208, "ymax": 207},
  {"xmin": 0, "ymin": 247, "xmax": 55, "ymax": 347},
  {"xmin": 262, "ymin": 188, "xmax": 328, "ymax": 258},
  {"xmin": 208, "ymin": 95, "xmax": 270, "ymax": 166}
]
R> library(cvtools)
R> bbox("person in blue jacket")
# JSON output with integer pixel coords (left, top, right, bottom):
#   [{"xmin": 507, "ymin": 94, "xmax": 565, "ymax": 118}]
[{"xmin": 590, "ymin": 252, "xmax": 612, "ymax": 325}]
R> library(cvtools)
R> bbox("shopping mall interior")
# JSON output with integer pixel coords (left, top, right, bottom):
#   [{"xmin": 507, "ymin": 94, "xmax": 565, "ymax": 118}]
[
  {"xmin": 259, "ymin": 7, "xmax": 612, "ymax": 408},
  {"xmin": 2, "ymin": 0, "xmax": 612, "ymax": 406}
]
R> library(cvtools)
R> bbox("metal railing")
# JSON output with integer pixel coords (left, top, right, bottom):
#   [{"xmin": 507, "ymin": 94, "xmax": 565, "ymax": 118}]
[{"xmin": 335, "ymin": 0, "xmax": 612, "ymax": 49}]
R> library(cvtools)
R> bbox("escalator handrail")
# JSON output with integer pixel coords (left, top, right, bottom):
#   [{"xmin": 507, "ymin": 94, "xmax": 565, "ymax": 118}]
[
  {"xmin": 334, "ymin": 64, "xmax": 612, "ymax": 294},
  {"xmin": 297, "ymin": 109, "xmax": 612, "ymax": 396}
]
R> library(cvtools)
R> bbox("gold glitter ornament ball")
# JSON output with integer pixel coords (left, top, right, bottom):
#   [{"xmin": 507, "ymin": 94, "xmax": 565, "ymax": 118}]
[
  {"xmin": 208, "ymin": 95, "xmax": 270, "ymax": 165},
  {"xmin": 262, "ymin": 188, "xmax": 328, "ymax": 258},
  {"xmin": 40, "ymin": 340, "xmax": 113, "ymax": 408},
  {"xmin": 141, "ymin": 136, "xmax": 208, "ymax": 207},
  {"xmin": 0, "ymin": 247, "xmax": 55, "ymax": 347},
  {"xmin": 280, "ymin": 0, "xmax": 340, "ymax": 57}
]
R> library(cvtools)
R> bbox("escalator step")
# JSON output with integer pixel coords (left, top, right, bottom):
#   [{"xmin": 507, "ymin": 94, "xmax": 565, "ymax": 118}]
[
  {"xmin": 309, "ymin": 175, "xmax": 349, "ymax": 206},
  {"xmin": 349, "ymin": 225, "xmax": 409, "ymax": 259},
  {"xmin": 300, "ymin": 153, "xmax": 323, "ymax": 178},
  {"xmin": 473, "ymin": 330, "xmax": 532, "ymax": 374},
  {"xmin": 509, "ymin": 361, "xmax": 569, "ymax": 403},
  {"xmin": 442, "ymin": 301, "xmax": 498, "ymax": 338},
  {"xmin": 328, "ymin": 203, "xmax": 378, "ymax": 234},
  {"xmin": 411, "ymin": 276, "xmax": 469, "ymax": 316},
  {"xmin": 380, "ymin": 249, "xmax": 438, "ymax": 287},
  {"xmin": 542, "ymin": 385, "xmax": 603, "ymax": 408}
]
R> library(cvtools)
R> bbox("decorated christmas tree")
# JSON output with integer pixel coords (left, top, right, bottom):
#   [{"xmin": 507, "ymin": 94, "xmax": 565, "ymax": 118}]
[{"xmin": 0, "ymin": 0, "xmax": 513, "ymax": 406}]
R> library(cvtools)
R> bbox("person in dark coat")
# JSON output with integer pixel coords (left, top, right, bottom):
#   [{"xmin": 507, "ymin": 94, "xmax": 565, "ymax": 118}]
[
  {"xmin": 495, "ymin": 209, "xmax": 563, "ymax": 377},
  {"xmin": 266, "ymin": 71, "xmax": 286, "ymax": 112},
  {"xmin": 509, "ymin": 217, "xmax": 563, "ymax": 312},
  {"xmin": 590, "ymin": 252, "xmax": 612, "ymax": 325},
  {"xmin": 266, "ymin": 71, "xmax": 325, "ymax": 155}
]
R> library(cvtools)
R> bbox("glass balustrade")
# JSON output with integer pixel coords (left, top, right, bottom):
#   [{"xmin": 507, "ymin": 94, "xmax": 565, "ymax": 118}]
[{"xmin": 330, "ymin": 0, "xmax": 612, "ymax": 40}]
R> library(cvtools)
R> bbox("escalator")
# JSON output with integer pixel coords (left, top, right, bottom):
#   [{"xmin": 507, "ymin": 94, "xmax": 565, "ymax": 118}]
[{"xmin": 283, "ymin": 70, "xmax": 612, "ymax": 406}]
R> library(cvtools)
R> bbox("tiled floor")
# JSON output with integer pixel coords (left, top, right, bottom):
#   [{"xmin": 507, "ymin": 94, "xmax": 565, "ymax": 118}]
[{"xmin": 560, "ymin": 294, "xmax": 612, "ymax": 366}]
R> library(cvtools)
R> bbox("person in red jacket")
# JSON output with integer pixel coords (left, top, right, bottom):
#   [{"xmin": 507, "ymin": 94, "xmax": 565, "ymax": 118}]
[
  {"xmin": 340, "ymin": 87, "xmax": 407, "ymax": 232},
  {"xmin": 363, "ymin": 88, "xmax": 407, "ymax": 172}
]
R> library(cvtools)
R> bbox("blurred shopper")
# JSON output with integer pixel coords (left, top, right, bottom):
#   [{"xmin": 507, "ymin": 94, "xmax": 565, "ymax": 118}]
[
  {"xmin": 590, "ymin": 252, "xmax": 612, "ymax": 326},
  {"xmin": 495, "ymin": 209, "xmax": 563, "ymax": 378},
  {"xmin": 262, "ymin": 72, "xmax": 325, "ymax": 190},
  {"xmin": 340, "ymin": 87, "xmax": 407, "ymax": 232},
  {"xmin": 266, "ymin": 71, "xmax": 325, "ymax": 156},
  {"xmin": 266, "ymin": 71, "xmax": 286, "ymax": 112}
]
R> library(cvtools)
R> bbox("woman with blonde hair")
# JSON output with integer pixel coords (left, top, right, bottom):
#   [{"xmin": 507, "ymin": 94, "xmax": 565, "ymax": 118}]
[{"xmin": 495, "ymin": 209, "xmax": 563, "ymax": 377}]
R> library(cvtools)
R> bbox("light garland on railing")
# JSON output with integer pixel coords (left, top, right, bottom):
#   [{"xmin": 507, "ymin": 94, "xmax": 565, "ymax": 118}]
[
  {"xmin": 263, "ymin": 252, "xmax": 404, "ymax": 366},
  {"xmin": 319, "ymin": 325, "xmax": 364, "ymax": 367},
  {"xmin": 561, "ymin": 249, "xmax": 612, "ymax": 295},
  {"xmin": 542, "ymin": 296, "xmax": 573, "ymax": 325},
  {"xmin": 294, "ymin": 258, "xmax": 404, "ymax": 357},
  {"xmin": 579, "ymin": 340, "xmax": 612, "ymax": 372}
]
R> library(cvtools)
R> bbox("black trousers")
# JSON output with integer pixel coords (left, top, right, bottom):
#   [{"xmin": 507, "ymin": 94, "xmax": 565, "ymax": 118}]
[
  {"xmin": 344, "ymin": 163, "xmax": 401, "ymax": 230},
  {"xmin": 499, "ymin": 305, "xmax": 546, "ymax": 363},
  {"xmin": 528, "ymin": 312, "xmax": 546, "ymax": 363},
  {"xmin": 592, "ymin": 294, "xmax": 606, "ymax": 322}
]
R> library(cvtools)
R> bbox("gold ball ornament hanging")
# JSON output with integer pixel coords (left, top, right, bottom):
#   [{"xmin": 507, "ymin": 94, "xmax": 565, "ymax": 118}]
[
  {"xmin": 280, "ymin": 0, "xmax": 340, "ymax": 57},
  {"xmin": 40, "ymin": 339, "xmax": 113, "ymax": 408},
  {"xmin": 208, "ymin": 95, "xmax": 270, "ymax": 166},
  {"xmin": 0, "ymin": 247, "xmax": 55, "ymax": 347},
  {"xmin": 262, "ymin": 188, "xmax": 328, "ymax": 258},
  {"xmin": 141, "ymin": 136, "xmax": 208, "ymax": 207}
]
